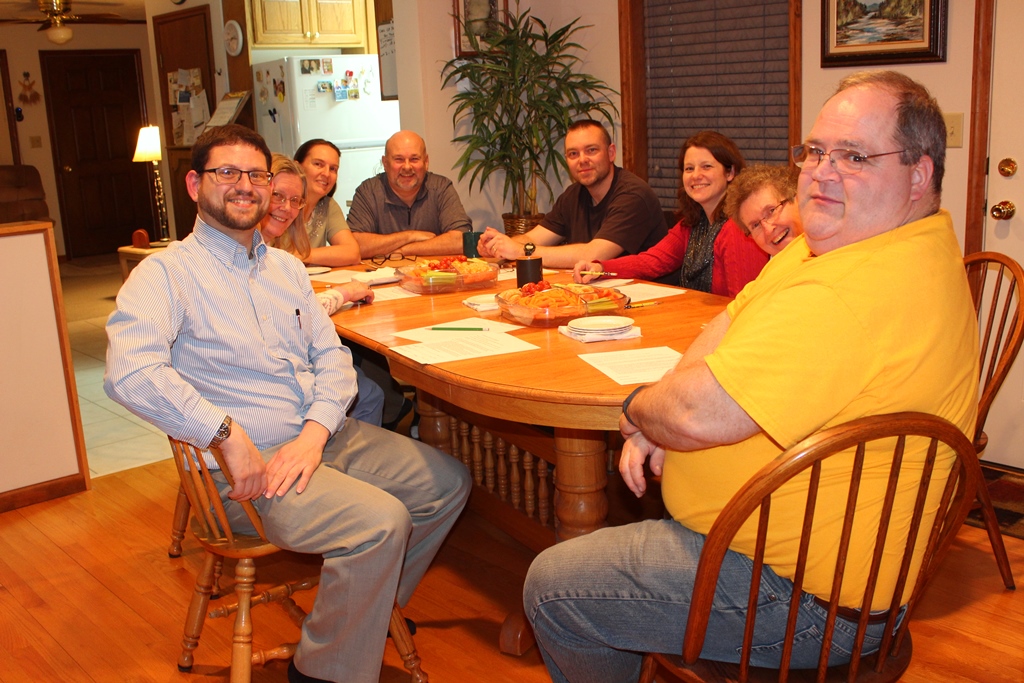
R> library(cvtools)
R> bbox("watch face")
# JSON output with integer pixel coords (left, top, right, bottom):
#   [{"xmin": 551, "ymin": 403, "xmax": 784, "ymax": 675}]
[{"xmin": 525, "ymin": 242, "xmax": 536, "ymax": 256}]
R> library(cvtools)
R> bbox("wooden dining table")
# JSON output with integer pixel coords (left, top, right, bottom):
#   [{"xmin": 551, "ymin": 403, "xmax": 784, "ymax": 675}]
[
  {"xmin": 324, "ymin": 264, "xmax": 727, "ymax": 533},
  {"xmin": 323, "ymin": 262, "xmax": 728, "ymax": 652}
]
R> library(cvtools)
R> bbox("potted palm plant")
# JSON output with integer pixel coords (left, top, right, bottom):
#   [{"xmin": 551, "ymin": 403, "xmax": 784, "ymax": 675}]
[{"xmin": 441, "ymin": 5, "xmax": 619, "ymax": 235}]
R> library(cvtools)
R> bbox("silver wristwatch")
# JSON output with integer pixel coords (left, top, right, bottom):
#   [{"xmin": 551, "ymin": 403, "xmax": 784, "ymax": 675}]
[{"xmin": 209, "ymin": 416, "xmax": 233, "ymax": 448}]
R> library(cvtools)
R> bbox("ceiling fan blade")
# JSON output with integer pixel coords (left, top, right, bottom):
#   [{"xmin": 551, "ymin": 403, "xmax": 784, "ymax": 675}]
[{"xmin": 69, "ymin": 13, "xmax": 146, "ymax": 24}]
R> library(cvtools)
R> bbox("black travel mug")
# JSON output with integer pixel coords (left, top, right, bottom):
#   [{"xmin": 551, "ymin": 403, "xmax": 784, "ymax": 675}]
[{"xmin": 516, "ymin": 256, "xmax": 543, "ymax": 288}]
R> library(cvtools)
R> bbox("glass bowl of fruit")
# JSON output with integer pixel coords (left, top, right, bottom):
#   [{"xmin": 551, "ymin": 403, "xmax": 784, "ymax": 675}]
[
  {"xmin": 495, "ymin": 281, "xmax": 630, "ymax": 327},
  {"xmin": 398, "ymin": 256, "xmax": 499, "ymax": 294}
]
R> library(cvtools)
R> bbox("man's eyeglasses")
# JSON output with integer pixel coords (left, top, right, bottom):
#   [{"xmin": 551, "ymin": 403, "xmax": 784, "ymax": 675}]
[
  {"xmin": 370, "ymin": 252, "xmax": 404, "ymax": 266},
  {"xmin": 748, "ymin": 197, "xmax": 792, "ymax": 235},
  {"xmin": 791, "ymin": 145, "xmax": 905, "ymax": 175},
  {"xmin": 203, "ymin": 167, "xmax": 274, "ymax": 186},
  {"xmin": 271, "ymin": 191, "xmax": 305, "ymax": 210}
]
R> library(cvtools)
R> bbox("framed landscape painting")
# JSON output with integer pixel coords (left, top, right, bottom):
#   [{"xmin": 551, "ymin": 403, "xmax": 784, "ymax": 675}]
[{"xmin": 821, "ymin": 0, "xmax": 948, "ymax": 67}]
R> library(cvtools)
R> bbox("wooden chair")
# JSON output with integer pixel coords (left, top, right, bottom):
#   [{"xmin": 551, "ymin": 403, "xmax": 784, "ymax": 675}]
[
  {"xmin": 964, "ymin": 251, "xmax": 1024, "ymax": 590},
  {"xmin": 638, "ymin": 412, "xmax": 981, "ymax": 683},
  {"xmin": 168, "ymin": 437, "xmax": 428, "ymax": 682}
]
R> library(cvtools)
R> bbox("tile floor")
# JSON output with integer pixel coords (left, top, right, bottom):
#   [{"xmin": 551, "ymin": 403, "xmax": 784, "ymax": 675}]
[{"xmin": 68, "ymin": 313, "xmax": 172, "ymax": 478}]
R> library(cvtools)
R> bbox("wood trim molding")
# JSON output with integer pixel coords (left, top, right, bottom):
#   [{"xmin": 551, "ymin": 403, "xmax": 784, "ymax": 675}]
[
  {"xmin": 618, "ymin": 0, "xmax": 647, "ymax": 179},
  {"xmin": 964, "ymin": 0, "xmax": 996, "ymax": 256},
  {"xmin": 0, "ymin": 50, "xmax": 20, "ymax": 165},
  {"xmin": 789, "ymin": 0, "xmax": 803, "ymax": 149}
]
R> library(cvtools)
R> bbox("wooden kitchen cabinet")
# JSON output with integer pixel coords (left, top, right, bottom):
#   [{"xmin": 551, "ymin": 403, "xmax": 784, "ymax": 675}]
[{"xmin": 251, "ymin": 0, "xmax": 367, "ymax": 48}]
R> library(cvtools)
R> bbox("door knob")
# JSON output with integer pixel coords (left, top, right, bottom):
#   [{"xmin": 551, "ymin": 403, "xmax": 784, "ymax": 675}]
[
  {"xmin": 991, "ymin": 201, "xmax": 1016, "ymax": 220},
  {"xmin": 63, "ymin": 165, "xmax": 72, "ymax": 173},
  {"xmin": 998, "ymin": 158, "xmax": 1017, "ymax": 177}
]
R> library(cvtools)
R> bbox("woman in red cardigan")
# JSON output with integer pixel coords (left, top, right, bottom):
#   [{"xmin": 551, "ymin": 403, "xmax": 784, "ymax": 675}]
[{"xmin": 573, "ymin": 131, "xmax": 766, "ymax": 297}]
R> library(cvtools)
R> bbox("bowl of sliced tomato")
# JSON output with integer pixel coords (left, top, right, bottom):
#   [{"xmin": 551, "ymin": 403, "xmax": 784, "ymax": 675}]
[
  {"xmin": 495, "ymin": 281, "xmax": 630, "ymax": 327},
  {"xmin": 398, "ymin": 257, "xmax": 499, "ymax": 294}
]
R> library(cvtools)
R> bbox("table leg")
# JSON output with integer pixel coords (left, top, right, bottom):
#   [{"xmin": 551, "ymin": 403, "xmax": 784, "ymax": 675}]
[
  {"xmin": 552, "ymin": 427, "xmax": 609, "ymax": 541},
  {"xmin": 415, "ymin": 390, "xmax": 451, "ymax": 454},
  {"xmin": 501, "ymin": 428, "xmax": 609, "ymax": 655}
]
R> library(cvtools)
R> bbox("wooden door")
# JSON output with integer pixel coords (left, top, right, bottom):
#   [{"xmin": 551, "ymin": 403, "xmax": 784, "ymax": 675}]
[
  {"xmin": 152, "ymin": 5, "xmax": 217, "ymax": 238},
  {"xmin": 978, "ymin": 0, "xmax": 1024, "ymax": 469},
  {"xmin": 40, "ymin": 50, "xmax": 152, "ymax": 259}
]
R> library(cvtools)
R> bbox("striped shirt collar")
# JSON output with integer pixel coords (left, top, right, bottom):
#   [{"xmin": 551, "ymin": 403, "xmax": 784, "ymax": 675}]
[{"xmin": 192, "ymin": 216, "xmax": 268, "ymax": 266}]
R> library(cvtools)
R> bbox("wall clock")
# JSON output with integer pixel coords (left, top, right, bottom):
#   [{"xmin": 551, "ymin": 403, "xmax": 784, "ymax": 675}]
[{"xmin": 223, "ymin": 20, "xmax": 244, "ymax": 57}]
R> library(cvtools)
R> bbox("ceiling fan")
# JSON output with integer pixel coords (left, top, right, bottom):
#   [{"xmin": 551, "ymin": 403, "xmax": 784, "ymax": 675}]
[{"xmin": 0, "ymin": 0, "xmax": 145, "ymax": 44}]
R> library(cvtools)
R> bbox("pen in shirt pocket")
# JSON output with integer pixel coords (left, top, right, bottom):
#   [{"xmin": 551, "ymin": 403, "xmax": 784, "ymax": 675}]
[{"xmin": 295, "ymin": 308, "xmax": 302, "ymax": 329}]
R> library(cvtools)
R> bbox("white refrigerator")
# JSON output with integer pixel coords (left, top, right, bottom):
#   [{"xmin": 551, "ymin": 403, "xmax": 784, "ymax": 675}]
[{"xmin": 252, "ymin": 54, "xmax": 400, "ymax": 211}]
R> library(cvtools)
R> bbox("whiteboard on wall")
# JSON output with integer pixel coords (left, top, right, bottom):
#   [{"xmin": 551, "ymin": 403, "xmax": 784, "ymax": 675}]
[{"xmin": 0, "ymin": 221, "xmax": 89, "ymax": 510}]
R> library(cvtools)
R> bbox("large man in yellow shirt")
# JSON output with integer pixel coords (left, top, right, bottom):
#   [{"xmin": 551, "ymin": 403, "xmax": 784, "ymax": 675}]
[{"xmin": 523, "ymin": 70, "xmax": 979, "ymax": 683}]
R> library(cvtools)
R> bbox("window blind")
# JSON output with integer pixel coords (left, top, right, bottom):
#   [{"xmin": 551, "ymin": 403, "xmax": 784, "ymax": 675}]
[{"xmin": 644, "ymin": 0, "xmax": 790, "ymax": 208}]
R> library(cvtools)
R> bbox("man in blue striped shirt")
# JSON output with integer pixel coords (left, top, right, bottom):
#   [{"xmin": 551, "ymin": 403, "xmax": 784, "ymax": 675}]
[{"xmin": 104, "ymin": 124, "xmax": 470, "ymax": 683}]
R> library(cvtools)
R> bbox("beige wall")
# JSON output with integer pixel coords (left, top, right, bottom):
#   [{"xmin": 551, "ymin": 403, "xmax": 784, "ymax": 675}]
[
  {"xmin": 393, "ymin": 0, "xmax": 622, "ymax": 232},
  {"xmin": 0, "ymin": 23, "xmax": 157, "ymax": 256},
  {"xmin": 801, "ymin": 1, "xmax": 977, "ymax": 249},
  {"xmin": 0, "ymin": 1, "xmax": 983, "ymax": 252}
]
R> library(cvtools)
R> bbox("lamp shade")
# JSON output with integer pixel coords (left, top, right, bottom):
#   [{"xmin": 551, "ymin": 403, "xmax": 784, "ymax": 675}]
[
  {"xmin": 45, "ymin": 24, "xmax": 74, "ymax": 45},
  {"xmin": 133, "ymin": 126, "xmax": 163, "ymax": 163}
]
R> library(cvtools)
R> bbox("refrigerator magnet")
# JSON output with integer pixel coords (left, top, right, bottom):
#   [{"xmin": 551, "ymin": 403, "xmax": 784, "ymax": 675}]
[{"xmin": 316, "ymin": 81, "xmax": 332, "ymax": 93}]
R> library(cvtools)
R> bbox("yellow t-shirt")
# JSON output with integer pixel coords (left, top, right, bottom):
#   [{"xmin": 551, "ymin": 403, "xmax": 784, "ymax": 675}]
[{"xmin": 661, "ymin": 210, "xmax": 979, "ymax": 609}]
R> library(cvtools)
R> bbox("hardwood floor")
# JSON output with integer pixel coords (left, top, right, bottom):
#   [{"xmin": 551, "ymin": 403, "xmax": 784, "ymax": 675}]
[{"xmin": 1, "ymin": 459, "xmax": 1022, "ymax": 682}]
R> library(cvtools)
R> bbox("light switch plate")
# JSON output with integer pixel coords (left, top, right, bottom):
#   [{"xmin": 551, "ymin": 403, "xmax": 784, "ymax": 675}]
[{"xmin": 943, "ymin": 113, "xmax": 964, "ymax": 148}]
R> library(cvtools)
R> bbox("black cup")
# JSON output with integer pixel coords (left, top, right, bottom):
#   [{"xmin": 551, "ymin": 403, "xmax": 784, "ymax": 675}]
[
  {"xmin": 462, "ymin": 231, "xmax": 480, "ymax": 258},
  {"xmin": 516, "ymin": 256, "xmax": 543, "ymax": 288}
]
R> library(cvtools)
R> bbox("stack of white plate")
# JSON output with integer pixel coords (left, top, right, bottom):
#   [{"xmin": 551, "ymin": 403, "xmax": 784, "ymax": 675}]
[{"xmin": 566, "ymin": 315, "xmax": 634, "ymax": 336}]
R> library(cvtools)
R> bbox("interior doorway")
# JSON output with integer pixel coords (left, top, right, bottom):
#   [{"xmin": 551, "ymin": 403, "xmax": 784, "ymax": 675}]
[
  {"xmin": 39, "ymin": 49, "xmax": 153, "ymax": 259},
  {"xmin": 0, "ymin": 50, "xmax": 19, "ymax": 165}
]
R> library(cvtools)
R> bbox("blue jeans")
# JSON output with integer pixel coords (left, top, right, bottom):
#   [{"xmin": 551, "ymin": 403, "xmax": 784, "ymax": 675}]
[
  {"xmin": 349, "ymin": 365, "xmax": 385, "ymax": 426},
  {"xmin": 523, "ymin": 519, "xmax": 892, "ymax": 683}
]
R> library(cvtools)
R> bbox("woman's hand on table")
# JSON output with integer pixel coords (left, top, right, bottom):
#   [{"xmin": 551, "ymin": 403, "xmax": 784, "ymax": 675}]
[
  {"xmin": 338, "ymin": 281, "xmax": 373, "ymax": 304},
  {"xmin": 572, "ymin": 260, "xmax": 604, "ymax": 283}
]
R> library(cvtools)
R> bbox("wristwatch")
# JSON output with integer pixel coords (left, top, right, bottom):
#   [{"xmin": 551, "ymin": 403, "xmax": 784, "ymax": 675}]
[
  {"xmin": 524, "ymin": 242, "xmax": 536, "ymax": 257},
  {"xmin": 209, "ymin": 415, "xmax": 233, "ymax": 448},
  {"xmin": 622, "ymin": 386, "xmax": 647, "ymax": 427}
]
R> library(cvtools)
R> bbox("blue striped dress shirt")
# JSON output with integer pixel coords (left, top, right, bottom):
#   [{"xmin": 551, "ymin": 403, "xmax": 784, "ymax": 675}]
[{"xmin": 104, "ymin": 218, "xmax": 356, "ymax": 456}]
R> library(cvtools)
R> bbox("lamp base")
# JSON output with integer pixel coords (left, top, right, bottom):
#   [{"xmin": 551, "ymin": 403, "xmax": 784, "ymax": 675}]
[{"xmin": 149, "ymin": 240, "xmax": 171, "ymax": 248}]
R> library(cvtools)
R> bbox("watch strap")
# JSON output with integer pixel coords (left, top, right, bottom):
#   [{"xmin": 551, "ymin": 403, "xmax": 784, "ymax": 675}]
[
  {"xmin": 209, "ymin": 415, "xmax": 233, "ymax": 448},
  {"xmin": 622, "ymin": 386, "xmax": 648, "ymax": 428}
]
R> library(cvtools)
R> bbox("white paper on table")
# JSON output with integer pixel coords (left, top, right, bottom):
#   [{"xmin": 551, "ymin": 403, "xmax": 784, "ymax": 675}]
[
  {"xmin": 496, "ymin": 267, "xmax": 559, "ymax": 281},
  {"xmin": 577, "ymin": 346, "xmax": 682, "ymax": 385},
  {"xmin": 595, "ymin": 278, "xmax": 634, "ymax": 289},
  {"xmin": 395, "ymin": 316, "xmax": 520, "ymax": 342},
  {"xmin": 311, "ymin": 267, "xmax": 399, "ymax": 286},
  {"xmin": 365, "ymin": 286, "xmax": 418, "ymax": 302},
  {"xmin": 391, "ymin": 333, "xmax": 539, "ymax": 365},
  {"xmin": 616, "ymin": 283, "xmax": 688, "ymax": 303}
]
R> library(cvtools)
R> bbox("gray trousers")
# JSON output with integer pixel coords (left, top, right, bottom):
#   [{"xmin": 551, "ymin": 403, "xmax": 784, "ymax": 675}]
[{"xmin": 218, "ymin": 418, "xmax": 471, "ymax": 682}]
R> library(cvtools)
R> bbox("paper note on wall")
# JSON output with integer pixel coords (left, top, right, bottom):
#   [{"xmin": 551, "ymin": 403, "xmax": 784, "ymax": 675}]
[{"xmin": 378, "ymin": 21, "xmax": 397, "ymax": 98}]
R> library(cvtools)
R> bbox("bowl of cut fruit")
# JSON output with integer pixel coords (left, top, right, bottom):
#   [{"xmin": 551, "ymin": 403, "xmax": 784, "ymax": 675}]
[
  {"xmin": 398, "ymin": 256, "xmax": 499, "ymax": 294},
  {"xmin": 495, "ymin": 280, "xmax": 630, "ymax": 327}
]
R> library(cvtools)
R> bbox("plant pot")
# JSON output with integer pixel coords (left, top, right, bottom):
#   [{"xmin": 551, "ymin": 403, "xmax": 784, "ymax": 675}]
[{"xmin": 502, "ymin": 213, "xmax": 545, "ymax": 237}]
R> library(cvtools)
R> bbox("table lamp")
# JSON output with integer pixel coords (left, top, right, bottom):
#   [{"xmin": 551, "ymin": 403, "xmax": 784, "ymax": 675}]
[{"xmin": 133, "ymin": 125, "xmax": 170, "ymax": 243}]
